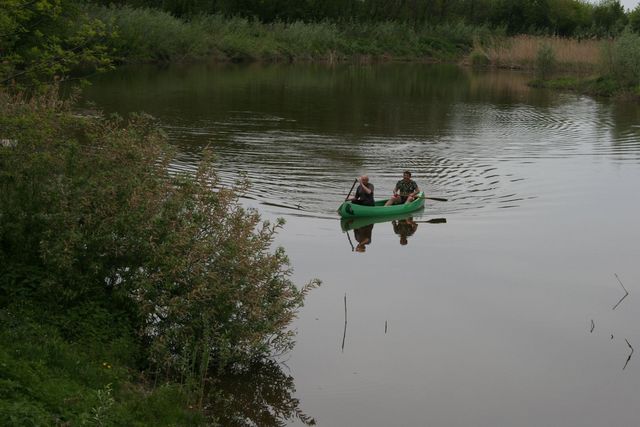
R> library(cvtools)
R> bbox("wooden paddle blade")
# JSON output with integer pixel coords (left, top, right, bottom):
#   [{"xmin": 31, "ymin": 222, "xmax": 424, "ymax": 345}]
[
  {"xmin": 425, "ymin": 218, "xmax": 447, "ymax": 224},
  {"xmin": 415, "ymin": 218, "xmax": 447, "ymax": 224},
  {"xmin": 425, "ymin": 197, "xmax": 448, "ymax": 202}
]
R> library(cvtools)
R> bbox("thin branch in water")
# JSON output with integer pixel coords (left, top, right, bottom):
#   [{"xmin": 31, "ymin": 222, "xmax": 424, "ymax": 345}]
[
  {"xmin": 612, "ymin": 273, "xmax": 630, "ymax": 311},
  {"xmin": 623, "ymin": 339, "xmax": 634, "ymax": 370},
  {"xmin": 615, "ymin": 273, "xmax": 629, "ymax": 293},
  {"xmin": 344, "ymin": 293, "xmax": 347, "ymax": 324},
  {"xmin": 590, "ymin": 319, "xmax": 595, "ymax": 333},
  {"xmin": 341, "ymin": 293, "xmax": 347, "ymax": 352}
]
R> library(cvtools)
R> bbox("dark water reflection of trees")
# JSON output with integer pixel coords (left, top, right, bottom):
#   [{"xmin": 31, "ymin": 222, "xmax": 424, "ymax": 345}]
[{"xmin": 209, "ymin": 359, "xmax": 315, "ymax": 426}]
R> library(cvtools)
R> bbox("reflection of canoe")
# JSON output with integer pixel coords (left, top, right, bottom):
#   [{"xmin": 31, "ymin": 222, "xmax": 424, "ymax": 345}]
[
  {"xmin": 337, "ymin": 192, "xmax": 425, "ymax": 219},
  {"xmin": 340, "ymin": 210, "xmax": 422, "ymax": 232}
]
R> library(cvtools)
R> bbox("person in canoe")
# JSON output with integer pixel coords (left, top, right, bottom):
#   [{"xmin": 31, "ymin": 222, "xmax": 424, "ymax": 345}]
[
  {"xmin": 385, "ymin": 170, "xmax": 420, "ymax": 206},
  {"xmin": 348, "ymin": 175, "xmax": 375, "ymax": 206}
]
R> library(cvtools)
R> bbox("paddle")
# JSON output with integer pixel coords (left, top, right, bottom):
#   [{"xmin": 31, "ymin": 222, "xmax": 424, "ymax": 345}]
[
  {"xmin": 393, "ymin": 193, "xmax": 448, "ymax": 202},
  {"xmin": 344, "ymin": 178, "xmax": 358, "ymax": 201},
  {"xmin": 415, "ymin": 218, "xmax": 447, "ymax": 224},
  {"xmin": 419, "ymin": 196, "xmax": 448, "ymax": 202}
]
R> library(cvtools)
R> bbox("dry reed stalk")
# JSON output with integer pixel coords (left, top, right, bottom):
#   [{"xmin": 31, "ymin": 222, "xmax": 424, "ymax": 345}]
[{"xmin": 486, "ymin": 35, "xmax": 606, "ymax": 73}]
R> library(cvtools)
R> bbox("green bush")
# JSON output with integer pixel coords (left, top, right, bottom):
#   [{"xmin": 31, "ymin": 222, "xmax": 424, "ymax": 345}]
[
  {"xmin": 535, "ymin": 43, "xmax": 557, "ymax": 79},
  {"xmin": 609, "ymin": 29, "xmax": 640, "ymax": 87},
  {"xmin": 88, "ymin": 5, "xmax": 211, "ymax": 62},
  {"xmin": 470, "ymin": 49, "xmax": 490, "ymax": 68},
  {"xmin": 0, "ymin": 88, "xmax": 318, "ymax": 385}
]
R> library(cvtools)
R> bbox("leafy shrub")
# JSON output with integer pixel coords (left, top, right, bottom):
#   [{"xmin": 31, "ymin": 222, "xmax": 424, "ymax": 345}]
[
  {"xmin": 0, "ymin": 88, "xmax": 318, "ymax": 385},
  {"xmin": 88, "ymin": 5, "xmax": 211, "ymax": 62},
  {"xmin": 608, "ymin": 29, "xmax": 640, "ymax": 87},
  {"xmin": 535, "ymin": 43, "xmax": 557, "ymax": 79},
  {"xmin": 470, "ymin": 49, "xmax": 490, "ymax": 68}
]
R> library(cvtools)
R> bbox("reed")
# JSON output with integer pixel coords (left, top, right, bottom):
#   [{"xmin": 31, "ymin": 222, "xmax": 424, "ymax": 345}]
[{"xmin": 485, "ymin": 35, "xmax": 604, "ymax": 73}]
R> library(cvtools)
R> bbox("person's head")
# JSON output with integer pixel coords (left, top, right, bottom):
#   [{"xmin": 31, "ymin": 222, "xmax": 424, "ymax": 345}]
[
  {"xmin": 360, "ymin": 175, "xmax": 369, "ymax": 184},
  {"xmin": 402, "ymin": 171, "xmax": 411, "ymax": 181},
  {"xmin": 400, "ymin": 236, "xmax": 408, "ymax": 245},
  {"xmin": 355, "ymin": 243, "xmax": 366, "ymax": 252}
]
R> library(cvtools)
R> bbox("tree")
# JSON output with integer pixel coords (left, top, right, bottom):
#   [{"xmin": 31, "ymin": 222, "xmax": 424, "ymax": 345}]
[
  {"xmin": 0, "ymin": 0, "xmax": 113, "ymax": 89},
  {"xmin": 592, "ymin": 0, "xmax": 627, "ymax": 36},
  {"xmin": 0, "ymin": 89, "xmax": 318, "ymax": 381},
  {"xmin": 629, "ymin": 4, "xmax": 640, "ymax": 33}
]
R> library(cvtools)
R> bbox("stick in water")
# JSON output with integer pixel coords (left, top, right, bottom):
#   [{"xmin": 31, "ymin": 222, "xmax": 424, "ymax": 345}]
[
  {"xmin": 612, "ymin": 273, "xmax": 629, "ymax": 311},
  {"xmin": 341, "ymin": 293, "xmax": 348, "ymax": 352},
  {"xmin": 624, "ymin": 339, "xmax": 634, "ymax": 370}
]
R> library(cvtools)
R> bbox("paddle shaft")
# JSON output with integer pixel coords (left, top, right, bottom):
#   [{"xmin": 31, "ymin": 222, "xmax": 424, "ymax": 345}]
[
  {"xmin": 415, "ymin": 218, "xmax": 447, "ymax": 224},
  {"xmin": 393, "ymin": 194, "xmax": 448, "ymax": 202},
  {"xmin": 345, "ymin": 179, "xmax": 358, "ymax": 201}
]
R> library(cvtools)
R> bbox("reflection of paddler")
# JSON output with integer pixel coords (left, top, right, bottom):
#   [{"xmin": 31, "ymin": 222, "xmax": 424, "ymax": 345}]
[
  {"xmin": 392, "ymin": 218, "xmax": 418, "ymax": 246},
  {"xmin": 353, "ymin": 223, "xmax": 374, "ymax": 252}
]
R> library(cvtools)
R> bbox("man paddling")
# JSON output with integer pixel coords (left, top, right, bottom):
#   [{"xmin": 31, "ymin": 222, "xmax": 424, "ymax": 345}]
[
  {"xmin": 385, "ymin": 170, "xmax": 420, "ymax": 206},
  {"xmin": 349, "ymin": 175, "xmax": 375, "ymax": 206}
]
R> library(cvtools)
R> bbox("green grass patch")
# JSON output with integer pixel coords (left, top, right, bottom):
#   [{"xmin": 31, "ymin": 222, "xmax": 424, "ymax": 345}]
[
  {"xmin": 0, "ymin": 309, "xmax": 205, "ymax": 426},
  {"xmin": 528, "ymin": 75, "xmax": 639, "ymax": 97}
]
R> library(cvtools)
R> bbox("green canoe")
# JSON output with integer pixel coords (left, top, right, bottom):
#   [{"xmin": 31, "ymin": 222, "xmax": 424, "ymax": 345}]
[{"xmin": 337, "ymin": 192, "xmax": 425, "ymax": 218}]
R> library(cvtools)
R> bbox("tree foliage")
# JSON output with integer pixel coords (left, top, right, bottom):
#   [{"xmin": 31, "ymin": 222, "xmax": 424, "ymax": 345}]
[
  {"xmin": 89, "ymin": 0, "xmax": 636, "ymax": 37},
  {"xmin": 0, "ymin": 0, "xmax": 114, "ymax": 88},
  {"xmin": 0, "ymin": 89, "xmax": 318, "ymax": 380}
]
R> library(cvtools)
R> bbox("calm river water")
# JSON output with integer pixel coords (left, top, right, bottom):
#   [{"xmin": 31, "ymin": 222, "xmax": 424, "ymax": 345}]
[{"xmin": 84, "ymin": 63, "xmax": 640, "ymax": 427}]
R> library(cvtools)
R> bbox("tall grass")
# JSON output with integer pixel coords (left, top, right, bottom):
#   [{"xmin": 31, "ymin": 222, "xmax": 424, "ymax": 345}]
[
  {"xmin": 528, "ymin": 31, "xmax": 640, "ymax": 97},
  {"xmin": 87, "ymin": 5, "xmax": 481, "ymax": 63},
  {"xmin": 485, "ymin": 35, "xmax": 603, "ymax": 73}
]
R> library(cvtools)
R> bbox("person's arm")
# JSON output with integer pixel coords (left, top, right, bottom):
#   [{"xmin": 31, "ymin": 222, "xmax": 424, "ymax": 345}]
[
  {"xmin": 410, "ymin": 181, "xmax": 420, "ymax": 197},
  {"xmin": 359, "ymin": 179, "xmax": 372, "ymax": 195}
]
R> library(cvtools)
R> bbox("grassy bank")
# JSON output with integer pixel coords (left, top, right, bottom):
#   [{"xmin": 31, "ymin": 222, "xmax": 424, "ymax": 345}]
[
  {"xmin": 467, "ymin": 32, "xmax": 640, "ymax": 98},
  {"xmin": 540, "ymin": 31, "xmax": 640, "ymax": 97},
  {"xmin": 0, "ymin": 309, "xmax": 202, "ymax": 426},
  {"xmin": 89, "ymin": 5, "xmax": 488, "ymax": 63}
]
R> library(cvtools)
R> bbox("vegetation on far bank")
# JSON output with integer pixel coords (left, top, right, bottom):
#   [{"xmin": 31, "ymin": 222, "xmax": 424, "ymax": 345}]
[
  {"xmin": 88, "ymin": 5, "xmax": 485, "ymax": 64},
  {"xmin": 521, "ymin": 30, "xmax": 640, "ymax": 97},
  {"xmin": 93, "ymin": 0, "xmax": 639, "ymax": 38}
]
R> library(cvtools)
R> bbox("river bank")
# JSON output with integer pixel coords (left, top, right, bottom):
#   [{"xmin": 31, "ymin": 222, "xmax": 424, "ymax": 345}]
[
  {"xmin": 88, "ymin": 5, "xmax": 639, "ymax": 99},
  {"xmin": 89, "ymin": 5, "xmax": 479, "ymax": 64}
]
